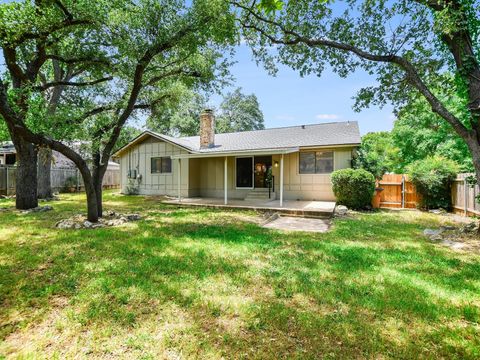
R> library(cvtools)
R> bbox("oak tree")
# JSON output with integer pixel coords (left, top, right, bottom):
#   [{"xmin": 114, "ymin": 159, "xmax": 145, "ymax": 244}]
[
  {"xmin": 0, "ymin": 0, "xmax": 236, "ymax": 221},
  {"xmin": 235, "ymin": 0, "xmax": 480, "ymax": 186}
]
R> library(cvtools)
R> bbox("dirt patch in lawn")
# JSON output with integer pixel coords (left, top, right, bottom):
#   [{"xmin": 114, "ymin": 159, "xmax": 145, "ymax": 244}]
[
  {"xmin": 262, "ymin": 216, "xmax": 331, "ymax": 233},
  {"xmin": 424, "ymin": 220, "xmax": 480, "ymax": 253},
  {"xmin": 55, "ymin": 210, "xmax": 141, "ymax": 229}
]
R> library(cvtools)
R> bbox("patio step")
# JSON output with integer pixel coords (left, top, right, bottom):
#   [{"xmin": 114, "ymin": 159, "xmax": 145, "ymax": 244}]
[
  {"xmin": 244, "ymin": 189, "xmax": 276, "ymax": 201},
  {"xmin": 162, "ymin": 198, "xmax": 336, "ymax": 219}
]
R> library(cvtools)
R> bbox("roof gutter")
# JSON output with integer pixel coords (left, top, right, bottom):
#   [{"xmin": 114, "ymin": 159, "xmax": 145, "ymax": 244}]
[
  {"xmin": 299, "ymin": 143, "xmax": 360, "ymax": 150},
  {"xmin": 171, "ymin": 147, "xmax": 299, "ymax": 159}
]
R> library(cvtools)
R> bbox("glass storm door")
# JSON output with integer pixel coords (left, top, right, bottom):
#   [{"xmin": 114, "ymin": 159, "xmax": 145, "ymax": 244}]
[{"xmin": 236, "ymin": 157, "xmax": 253, "ymax": 188}]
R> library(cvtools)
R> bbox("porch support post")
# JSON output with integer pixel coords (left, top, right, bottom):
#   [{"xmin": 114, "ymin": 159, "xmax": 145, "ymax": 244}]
[
  {"xmin": 224, "ymin": 156, "xmax": 228, "ymax": 205},
  {"xmin": 280, "ymin": 153, "xmax": 284, "ymax": 207},
  {"xmin": 177, "ymin": 158, "xmax": 181, "ymax": 202}
]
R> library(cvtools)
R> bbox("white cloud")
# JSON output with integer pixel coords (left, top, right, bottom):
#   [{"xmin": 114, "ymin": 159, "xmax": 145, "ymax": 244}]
[{"xmin": 315, "ymin": 114, "xmax": 340, "ymax": 120}]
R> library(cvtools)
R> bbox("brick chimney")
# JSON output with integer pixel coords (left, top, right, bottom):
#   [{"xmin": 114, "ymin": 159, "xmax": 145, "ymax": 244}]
[{"xmin": 200, "ymin": 109, "xmax": 215, "ymax": 149}]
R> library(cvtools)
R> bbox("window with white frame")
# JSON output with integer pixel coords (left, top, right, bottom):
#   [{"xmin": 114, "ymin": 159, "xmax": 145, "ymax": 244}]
[
  {"xmin": 151, "ymin": 157, "xmax": 172, "ymax": 174},
  {"xmin": 299, "ymin": 151, "xmax": 334, "ymax": 174}
]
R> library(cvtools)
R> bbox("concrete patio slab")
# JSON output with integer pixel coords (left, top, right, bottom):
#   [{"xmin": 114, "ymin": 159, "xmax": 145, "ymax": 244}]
[
  {"xmin": 263, "ymin": 216, "xmax": 331, "ymax": 233},
  {"xmin": 162, "ymin": 197, "xmax": 336, "ymax": 218}
]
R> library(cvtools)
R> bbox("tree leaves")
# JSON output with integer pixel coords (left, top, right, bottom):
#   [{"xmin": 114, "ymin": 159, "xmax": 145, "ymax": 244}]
[{"xmin": 146, "ymin": 87, "xmax": 264, "ymax": 136}]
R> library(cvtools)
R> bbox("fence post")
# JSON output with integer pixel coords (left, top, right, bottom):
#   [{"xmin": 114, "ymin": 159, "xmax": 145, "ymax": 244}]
[
  {"xmin": 5, "ymin": 166, "xmax": 8, "ymax": 196},
  {"xmin": 76, "ymin": 168, "xmax": 80, "ymax": 192},
  {"xmin": 464, "ymin": 177, "xmax": 468, "ymax": 217},
  {"xmin": 474, "ymin": 182, "xmax": 477, "ymax": 210},
  {"xmin": 401, "ymin": 175, "xmax": 405, "ymax": 209}
]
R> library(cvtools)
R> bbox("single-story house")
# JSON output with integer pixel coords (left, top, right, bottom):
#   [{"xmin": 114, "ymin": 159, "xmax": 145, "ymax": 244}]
[{"xmin": 114, "ymin": 110, "xmax": 361, "ymax": 205}]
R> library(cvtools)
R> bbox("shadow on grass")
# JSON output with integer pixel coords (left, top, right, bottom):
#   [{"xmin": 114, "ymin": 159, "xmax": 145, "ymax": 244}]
[{"xmin": 0, "ymin": 197, "xmax": 479, "ymax": 358}]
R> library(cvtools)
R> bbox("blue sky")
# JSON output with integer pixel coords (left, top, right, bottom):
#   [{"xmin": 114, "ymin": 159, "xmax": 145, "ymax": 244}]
[
  {"xmin": 0, "ymin": 0, "xmax": 395, "ymax": 136},
  {"xmin": 211, "ymin": 43, "xmax": 395, "ymax": 136}
]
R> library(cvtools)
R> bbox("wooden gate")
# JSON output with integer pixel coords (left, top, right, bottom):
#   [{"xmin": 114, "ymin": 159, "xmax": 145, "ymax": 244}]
[{"xmin": 377, "ymin": 174, "xmax": 419, "ymax": 209}]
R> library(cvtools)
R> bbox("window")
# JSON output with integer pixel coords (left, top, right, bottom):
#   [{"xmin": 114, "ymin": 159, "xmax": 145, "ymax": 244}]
[
  {"xmin": 299, "ymin": 151, "xmax": 334, "ymax": 174},
  {"xmin": 151, "ymin": 157, "xmax": 171, "ymax": 174}
]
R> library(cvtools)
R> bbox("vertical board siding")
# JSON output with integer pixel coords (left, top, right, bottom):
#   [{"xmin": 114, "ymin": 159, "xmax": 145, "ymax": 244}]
[
  {"xmin": 271, "ymin": 148, "xmax": 354, "ymax": 201},
  {"xmin": 119, "ymin": 136, "xmax": 189, "ymax": 196},
  {"xmin": 117, "ymin": 145, "xmax": 354, "ymax": 201}
]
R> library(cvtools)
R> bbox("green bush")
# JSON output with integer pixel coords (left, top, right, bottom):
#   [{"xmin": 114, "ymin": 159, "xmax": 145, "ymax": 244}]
[
  {"xmin": 61, "ymin": 176, "xmax": 78, "ymax": 193},
  {"xmin": 407, "ymin": 156, "xmax": 458, "ymax": 210},
  {"xmin": 331, "ymin": 168, "xmax": 375, "ymax": 209}
]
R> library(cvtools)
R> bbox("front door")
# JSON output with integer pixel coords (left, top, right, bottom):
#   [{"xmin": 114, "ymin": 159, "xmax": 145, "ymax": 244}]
[{"xmin": 254, "ymin": 156, "xmax": 272, "ymax": 188}]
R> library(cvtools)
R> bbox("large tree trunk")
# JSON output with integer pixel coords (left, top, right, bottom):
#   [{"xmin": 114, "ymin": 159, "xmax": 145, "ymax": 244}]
[
  {"xmin": 85, "ymin": 182, "xmax": 99, "ymax": 222},
  {"xmin": 467, "ymin": 139, "xmax": 480, "ymax": 191},
  {"xmin": 14, "ymin": 138, "xmax": 38, "ymax": 209},
  {"xmin": 95, "ymin": 179, "xmax": 103, "ymax": 218},
  {"xmin": 464, "ymin": 138, "xmax": 480, "ymax": 232},
  {"xmin": 92, "ymin": 162, "xmax": 107, "ymax": 218},
  {"xmin": 37, "ymin": 147, "xmax": 52, "ymax": 199},
  {"xmin": 77, "ymin": 162, "xmax": 99, "ymax": 222}
]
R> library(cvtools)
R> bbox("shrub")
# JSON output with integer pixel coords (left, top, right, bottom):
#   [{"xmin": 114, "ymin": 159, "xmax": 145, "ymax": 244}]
[
  {"xmin": 407, "ymin": 156, "xmax": 458, "ymax": 210},
  {"xmin": 125, "ymin": 178, "xmax": 140, "ymax": 195},
  {"xmin": 331, "ymin": 168, "xmax": 375, "ymax": 209},
  {"xmin": 61, "ymin": 176, "xmax": 78, "ymax": 193}
]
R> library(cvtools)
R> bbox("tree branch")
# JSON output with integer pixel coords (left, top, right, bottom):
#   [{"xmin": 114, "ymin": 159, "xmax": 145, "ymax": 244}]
[
  {"xmin": 53, "ymin": 0, "xmax": 73, "ymax": 20},
  {"xmin": 34, "ymin": 76, "xmax": 113, "ymax": 91},
  {"xmin": 146, "ymin": 68, "xmax": 203, "ymax": 86},
  {"xmin": 90, "ymin": 94, "xmax": 172, "ymax": 141},
  {"xmin": 234, "ymin": 1, "xmax": 471, "ymax": 139},
  {"xmin": 0, "ymin": 79, "xmax": 92, "ymax": 182},
  {"xmin": 9, "ymin": 18, "xmax": 92, "ymax": 47},
  {"xmin": 2, "ymin": 47, "xmax": 28, "ymax": 86},
  {"xmin": 100, "ymin": 16, "xmax": 212, "ymax": 166},
  {"xmin": 45, "ymin": 54, "xmax": 111, "ymax": 66}
]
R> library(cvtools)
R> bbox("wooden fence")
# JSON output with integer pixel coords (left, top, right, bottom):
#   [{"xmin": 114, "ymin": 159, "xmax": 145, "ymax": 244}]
[
  {"xmin": 377, "ymin": 174, "xmax": 420, "ymax": 209},
  {"xmin": 377, "ymin": 173, "xmax": 479, "ymax": 217},
  {"xmin": 0, "ymin": 166, "xmax": 120, "ymax": 196},
  {"xmin": 451, "ymin": 173, "xmax": 480, "ymax": 216}
]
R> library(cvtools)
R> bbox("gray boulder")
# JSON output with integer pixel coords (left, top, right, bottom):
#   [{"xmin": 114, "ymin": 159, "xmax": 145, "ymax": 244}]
[
  {"xmin": 125, "ymin": 214, "xmax": 141, "ymax": 221},
  {"xmin": 21, "ymin": 205, "xmax": 53, "ymax": 214},
  {"xmin": 335, "ymin": 205, "xmax": 348, "ymax": 216},
  {"xmin": 423, "ymin": 228, "xmax": 444, "ymax": 237},
  {"xmin": 83, "ymin": 221, "xmax": 93, "ymax": 228},
  {"xmin": 440, "ymin": 225, "xmax": 456, "ymax": 231}
]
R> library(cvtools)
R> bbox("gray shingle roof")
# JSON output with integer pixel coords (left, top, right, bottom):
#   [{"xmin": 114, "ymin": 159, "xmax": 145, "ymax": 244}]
[{"xmin": 156, "ymin": 121, "xmax": 360, "ymax": 153}]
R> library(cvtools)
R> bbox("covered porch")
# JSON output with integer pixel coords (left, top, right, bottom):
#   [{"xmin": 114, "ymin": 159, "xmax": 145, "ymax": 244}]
[{"xmin": 172, "ymin": 147, "xmax": 299, "ymax": 207}]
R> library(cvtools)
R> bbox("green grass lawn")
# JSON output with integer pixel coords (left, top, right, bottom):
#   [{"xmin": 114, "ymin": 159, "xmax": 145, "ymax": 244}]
[{"xmin": 0, "ymin": 191, "xmax": 479, "ymax": 359}]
